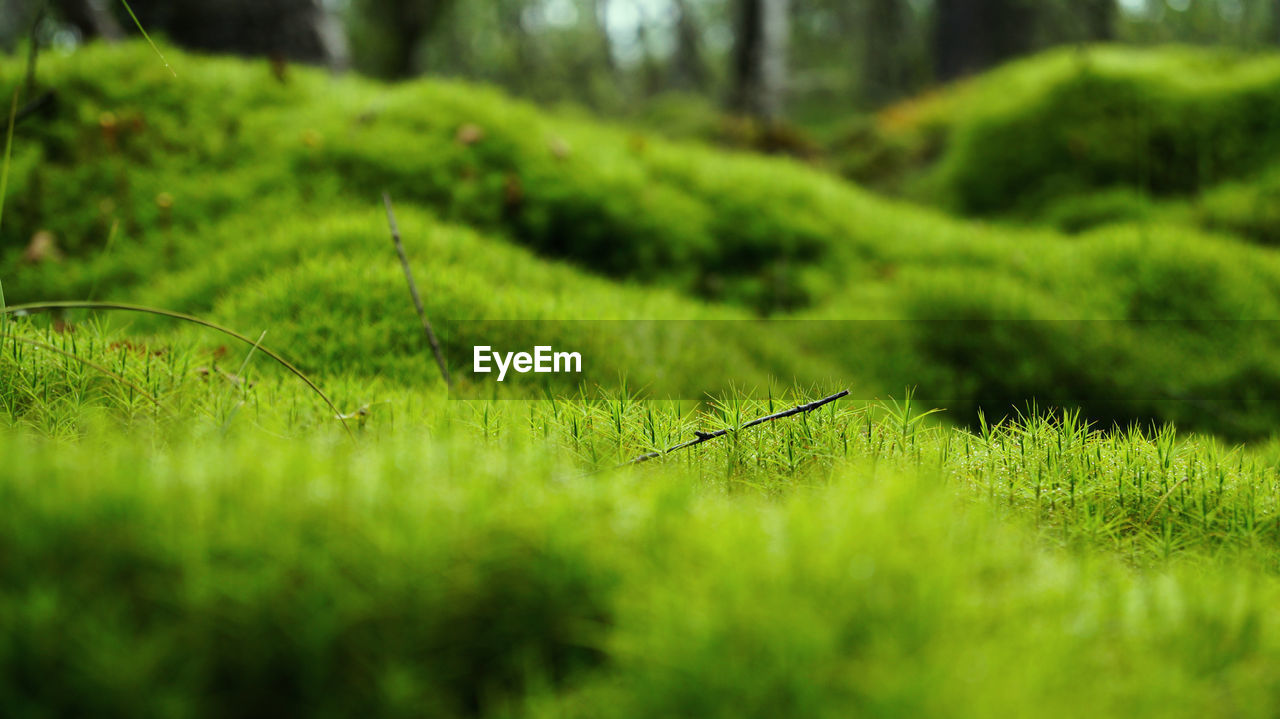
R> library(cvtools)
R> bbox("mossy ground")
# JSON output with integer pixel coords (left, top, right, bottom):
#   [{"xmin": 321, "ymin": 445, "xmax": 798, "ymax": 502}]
[
  {"xmin": 6, "ymin": 42, "xmax": 1280, "ymax": 718},
  {"xmin": 9, "ymin": 42, "xmax": 1280, "ymax": 433},
  {"xmin": 852, "ymin": 44, "xmax": 1280, "ymax": 246}
]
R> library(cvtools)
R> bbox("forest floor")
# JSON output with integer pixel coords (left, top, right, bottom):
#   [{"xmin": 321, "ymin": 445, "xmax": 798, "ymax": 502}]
[{"xmin": 5, "ymin": 42, "xmax": 1280, "ymax": 718}]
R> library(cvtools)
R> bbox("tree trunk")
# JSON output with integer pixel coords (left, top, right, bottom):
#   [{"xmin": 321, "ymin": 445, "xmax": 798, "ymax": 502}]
[
  {"xmin": 863, "ymin": 0, "xmax": 908, "ymax": 104},
  {"xmin": 933, "ymin": 0, "xmax": 1036, "ymax": 82},
  {"xmin": 595, "ymin": 0, "xmax": 618, "ymax": 77},
  {"xmin": 380, "ymin": 2, "xmax": 428, "ymax": 78},
  {"xmin": 355, "ymin": 0, "xmax": 457, "ymax": 77},
  {"xmin": 732, "ymin": 0, "xmax": 790, "ymax": 122},
  {"xmin": 119, "ymin": 0, "xmax": 350, "ymax": 68},
  {"xmin": 634, "ymin": 8, "xmax": 664, "ymax": 96},
  {"xmin": 1078, "ymin": 0, "xmax": 1116, "ymax": 42},
  {"xmin": 669, "ymin": 0, "xmax": 708, "ymax": 92},
  {"xmin": 499, "ymin": 0, "xmax": 535, "ymax": 80},
  {"xmin": 0, "ymin": 0, "xmax": 37, "ymax": 51},
  {"xmin": 53, "ymin": 0, "xmax": 123, "ymax": 41},
  {"xmin": 314, "ymin": 4, "xmax": 351, "ymax": 72}
]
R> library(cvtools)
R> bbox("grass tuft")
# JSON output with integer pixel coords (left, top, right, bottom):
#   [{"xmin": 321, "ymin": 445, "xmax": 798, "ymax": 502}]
[
  {"xmin": 7, "ymin": 332, "xmax": 161, "ymax": 409},
  {"xmin": 0, "ymin": 301, "xmax": 352, "ymax": 437}
]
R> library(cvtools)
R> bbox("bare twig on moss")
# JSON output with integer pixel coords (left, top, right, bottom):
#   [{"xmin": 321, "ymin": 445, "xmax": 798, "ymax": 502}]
[
  {"xmin": 622, "ymin": 389, "xmax": 851, "ymax": 467},
  {"xmin": 0, "ymin": 301, "xmax": 353, "ymax": 437},
  {"xmin": 382, "ymin": 192, "xmax": 452, "ymax": 390}
]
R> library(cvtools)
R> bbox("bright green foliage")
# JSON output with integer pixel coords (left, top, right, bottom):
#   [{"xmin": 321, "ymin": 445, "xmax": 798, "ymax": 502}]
[
  {"xmin": 1038, "ymin": 187, "xmax": 1155, "ymax": 234},
  {"xmin": 854, "ymin": 44, "xmax": 1280, "ymax": 235},
  {"xmin": 0, "ymin": 317, "xmax": 352, "ymax": 438},
  {"xmin": 10, "ymin": 43, "xmax": 1280, "ymax": 434},
  {"xmin": 0, "ymin": 436, "xmax": 616, "ymax": 718},
  {"xmin": 930, "ymin": 46, "xmax": 1280, "ymax": 216},
  {"xmin": 13, "ymin": 31, "xmax": 1280, "ymax": 719},
  {"xmin": 0, "ymin": 43, "xmax": 833, "ymax": 312},
  {"xmin": 7, "ymin": 384, "xmax": 1280, "ymax": 717},
  {"xmin": 1192, "ymin": 167, "xmax": 1280, "ymax": 245}
]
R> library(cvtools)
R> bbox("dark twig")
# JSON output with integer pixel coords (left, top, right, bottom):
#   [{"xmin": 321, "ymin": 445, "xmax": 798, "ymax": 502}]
[
  {"xmin": 24, "ymin": 3, "xmax": 46, "ymax": 99},
  {"xmin": 382, "ymin": 192, "xmax": 451, "ymax": 389},
  {"xmin": 14, "ymin": 90, "xmax": 55, "ymax": 126},
  {"xmin": 623, "ymin": 389, "xmax": 851, "ymax": 467}
]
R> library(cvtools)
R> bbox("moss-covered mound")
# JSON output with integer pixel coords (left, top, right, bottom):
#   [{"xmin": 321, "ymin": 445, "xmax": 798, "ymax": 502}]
[
  {"xmin": 850, "ymin": 46, "xmax": 1280, "ymax": 221},
  {"xmin": 0, "ymin": 44, "xmax": 845, "ymax": 313},
  {"xmin": 941, "ymin": 47, "xmax": 1280, "ymax": 214},
  {"xmin": 9, "ymin": 42, "xmax": 1280, "ymax": 434}
]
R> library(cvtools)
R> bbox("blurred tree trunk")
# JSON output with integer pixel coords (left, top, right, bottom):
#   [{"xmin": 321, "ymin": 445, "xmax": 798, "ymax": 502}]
[
  {"xmin": 0, "ymin": 0, "xmax": 33, "ymax": 52},
  {"xmin": 732, "ymin": 0, "xmax": 791, "ymax": 122},
  {"xmin": 53, "ymin": 0, "xmax": 123, "ymax": 41},
  {"xmin": 634, "ymin": 8, "xmax": 664, "ymax": 96},
  {"xmin": 1077, "ymin": 0, "xmax": 1116, "ymax": 42},
  {"xmin": 863, "ymin": 0, "xmax": 908, "ymax": 104},
  {"xmin": 120, "ymin": 0, "xmax": 349, "ymax": 68},
  {"xmin": 669, "ymin": 0, "xmax": 709, "ymax": 92},
  {"xmin": 594, "ymin": 0, "xmax": 618, "ymax": 76},
  {"xmin": 932, "ymin": 0, "xmax": 1036, "ymax": 82},
  {"xmin": 354, "ymin": 0, "xmax": 455, "ymax": 77},
  {"xmin": 377, "ymin": 1, "xmax": 428, "ymax": 78},
  {"xmin": 497, "ymin": 0, "xmax": 535, "ymax": 76}
]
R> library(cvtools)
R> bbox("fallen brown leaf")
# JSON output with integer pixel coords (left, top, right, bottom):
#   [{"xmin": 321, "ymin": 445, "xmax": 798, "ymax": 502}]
[{"xmin": 457, "ymin": 123, "xmax": 485, "ymax": 146}]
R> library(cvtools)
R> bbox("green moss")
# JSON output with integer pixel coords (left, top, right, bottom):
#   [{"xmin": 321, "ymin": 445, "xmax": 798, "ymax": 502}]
[
  {"xmin": 10, "ymin": 42, "xmax": 1280, "ymax": 434},
  {"xmin": 1038, "ymin": 187, "xmax": 1154, "ymax": 234},
  {"xmin": 16, "ymin": 40, "xmax": 1280, "ymax": 719},
  {"xmin": 852, "ymin": 46, "xmax": 1280, "ymax": 219},
  {"xmin": 9, "ymin": 419, "xmax": 1280, "ymax": 717},
  {"xmin": 0, "ymin": 44, "xmax": 841, "ymax": 312}
]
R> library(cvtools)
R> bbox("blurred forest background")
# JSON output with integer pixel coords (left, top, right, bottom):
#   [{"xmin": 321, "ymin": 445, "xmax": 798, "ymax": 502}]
[{"xmin": 1, "ymin": 0, "xmax": 1275, "ymax": 135}]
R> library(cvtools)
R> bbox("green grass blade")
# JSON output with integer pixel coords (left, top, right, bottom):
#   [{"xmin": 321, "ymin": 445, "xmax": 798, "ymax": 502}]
[
  {"xmin": 118, "ymin": 0, "xmax": 176, "ymax": 77},
  {"xmin": 216, "ymin": 329, "xmax": 268, "ymax": 433},
  {"xmin": 85, "ymin": 219, "xmax": 120, "ymax": 302},
  {"xmin": 0, "ymin": 301, "xmax": 352, "ymax": 437},
  {"xmin": 7, "ymin": 334, "xmax": 163, "ymax": 409}
]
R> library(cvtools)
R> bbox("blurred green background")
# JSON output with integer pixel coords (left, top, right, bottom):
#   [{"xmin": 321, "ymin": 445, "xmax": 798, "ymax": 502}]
[{"xmin": 7, "ymin": 1, "xmax": 1279, "ymax": 135}]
